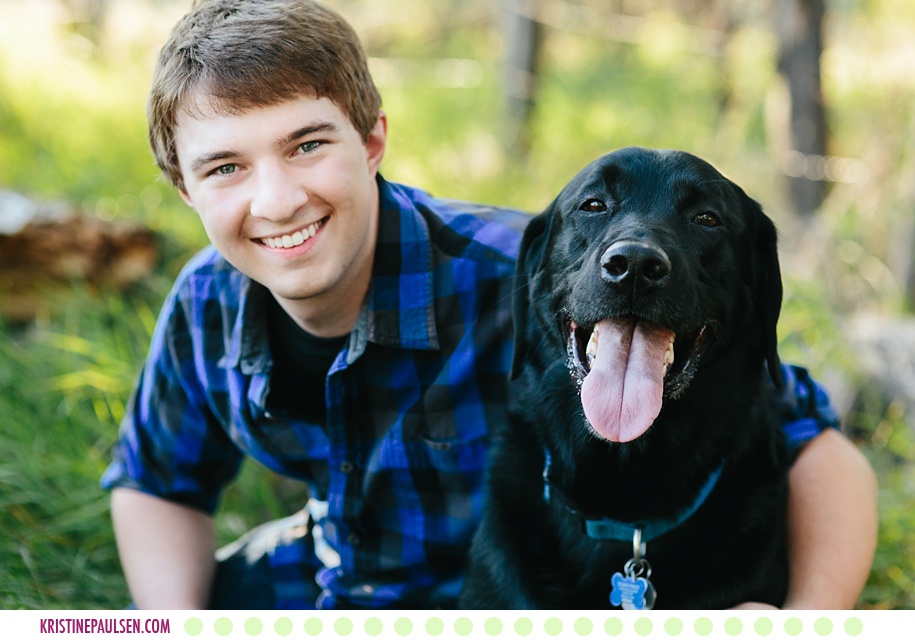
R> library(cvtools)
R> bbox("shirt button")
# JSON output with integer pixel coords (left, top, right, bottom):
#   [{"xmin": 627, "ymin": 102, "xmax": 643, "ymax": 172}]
[
  {"xmin": 346, "ymin": 532, "xmax": 362, "ymax": 546},
  {"xmin": 339, "ymin": 461, "xmax": 355, "ymax": 474}
]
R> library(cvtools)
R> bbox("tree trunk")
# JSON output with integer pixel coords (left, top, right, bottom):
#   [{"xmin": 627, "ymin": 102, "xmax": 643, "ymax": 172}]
[
  {"xmin": 502, "ymin": 0, "xmax": 541, "ymax": 158},
  {"xmin": 774, "ymin": 0, "xmax": 828, "ymax": 217}
]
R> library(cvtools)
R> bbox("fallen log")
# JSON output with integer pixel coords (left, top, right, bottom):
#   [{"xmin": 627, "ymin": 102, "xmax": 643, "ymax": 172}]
[{"xmin": 0, "ymin": 190, "xmax": 158, "ymax": 321}]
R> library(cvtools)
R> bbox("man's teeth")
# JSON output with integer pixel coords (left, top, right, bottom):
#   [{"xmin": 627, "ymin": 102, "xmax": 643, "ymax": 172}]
[
  {"xmin": 583, "ymin": 326, "xmax": 676, "ymax": 374},
  {"xmin": 262, "ymin": 220, "xmax": 324, "ymax": 249}
]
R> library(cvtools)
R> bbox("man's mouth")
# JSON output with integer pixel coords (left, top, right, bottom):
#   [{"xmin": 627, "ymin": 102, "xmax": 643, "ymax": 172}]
[
  {"xmin": 565, "ymin": 316, "xmax": 713, "ymax": 442},
  {"xmin": 259, "ymin": 217, "xmax": 327, "ymax": 249}
]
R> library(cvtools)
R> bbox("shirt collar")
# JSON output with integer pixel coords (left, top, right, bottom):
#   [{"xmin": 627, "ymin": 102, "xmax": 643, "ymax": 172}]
[
  {"xmin": 364, "ymin": 176, "xmax": 439, "ymax": 351},
  {"xmin": 221, "ymin": 275, "xmax": 272, "ymax": 374},
  {"xmin": 224, "ymin": 176, "xmax": 440, "ymax": 372}
]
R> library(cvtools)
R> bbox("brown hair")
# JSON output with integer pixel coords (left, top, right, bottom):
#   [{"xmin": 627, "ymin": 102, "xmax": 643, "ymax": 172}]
[{"xmin": 148, "ymin": 0, "xmax": 382, "ymax": 191}]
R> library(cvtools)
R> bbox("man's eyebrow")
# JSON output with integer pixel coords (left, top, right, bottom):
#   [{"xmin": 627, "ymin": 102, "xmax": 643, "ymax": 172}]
[
  {"xmin": 187, "ymin": 122, "xmax": 340, "ymax": 174},
  {"xmin": 189, "ymin": 150, "xmax": 238, "ymax": 174},
  {"xmin": 277, "ymin": 121, "xmax": 339, "ymax": 147}
]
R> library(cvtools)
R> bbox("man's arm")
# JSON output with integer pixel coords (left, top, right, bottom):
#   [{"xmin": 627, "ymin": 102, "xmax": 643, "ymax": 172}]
[
  {"xmin": 111, "ymin": 487, "xmax": 216, "ymax": 609},
  {"xmin": 783, "ymin": 428, "xmax": 878, "ymax": 609}
]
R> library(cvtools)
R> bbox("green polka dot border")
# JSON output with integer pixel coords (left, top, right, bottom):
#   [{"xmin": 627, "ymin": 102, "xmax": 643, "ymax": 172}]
[
  {"xmin": 173, "ymin": 613, "xmax": 871, "ymax": 638},
  {"xmin": 664, "ymin": 617, "xmax": 683, "ymax": 636},
  {"xmin": 785, "ymin": 616, "xmax": 805, "ymax": 636},
  {"xmin": 393, "ymin": 617, "xmax": 412, "ymax": 636},
  {"xmin": 605, "ymin": 617, "xmax": 624, "ymax": 636},
  {"xmin": 515, "ymin": 617, "xmax": 534, "ymax": 636},
  {"xmin": 213, "ymin": 617, "xmax": 232, "ymax": 637},
  {"xmin": 334, "ymin": 617, "xmax": 354, "ymax": 636},
  {"xmin": 694, "ymin": 616, "xmax": 714, "ymax": 636},
  {"xmin": 183, "ymin": 617, "xmax": 203, "ymax": 637},
  {"xmin": 574, "ymin": 616, "xmax": 593, "ymax": 636},
  {"xmin": 845, "ymin": 617, "xmax": 864, "ymax": 637},
  {"xmin": 755, "ymin": 617, "xmax": 774, "ymax": 636},
  {"xmin": 364, "ymin": 617, "xmax": 383, "ymax": 636},
  {"xmin": 303, "ymin": 617, "xmax": 323, "ymax": 636},
  {"xmin": 454, "ymin": 616, "xmax": 473, "ymax": 637},
  {"xmin": 484, "ymin": 617, "xmax": 503, "ymax": 636},
  {"xmin": 424, "ymin": 617, "xmax": 444, "ymax": 636},
  {"xmin": 724, "ymin": 617, "xmax": 743, "ymax": 636},
  {"xmin": 244, "ymin": 616, "xmax": 263, "ymax": 636}
]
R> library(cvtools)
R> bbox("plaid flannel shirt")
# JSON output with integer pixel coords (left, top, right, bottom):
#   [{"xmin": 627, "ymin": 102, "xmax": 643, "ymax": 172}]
[{"xmin": 102, "ymin": 176, "xmax": 839, "ymax": 609}]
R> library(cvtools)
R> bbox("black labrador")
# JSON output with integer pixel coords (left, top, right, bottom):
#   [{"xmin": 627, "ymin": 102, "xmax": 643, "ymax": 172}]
[{"xmin": 460, "ymin": 147, "xmax": 790, "ymax": 610}]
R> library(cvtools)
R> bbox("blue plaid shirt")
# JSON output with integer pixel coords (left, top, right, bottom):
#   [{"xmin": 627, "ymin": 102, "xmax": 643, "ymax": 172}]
[{"xmin": 102, "ymin": 177, "xmax": 838, "ymax": 609}]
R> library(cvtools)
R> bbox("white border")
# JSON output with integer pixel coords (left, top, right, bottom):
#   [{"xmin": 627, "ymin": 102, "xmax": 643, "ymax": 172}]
[{"xmin": 4, "ymin": 610, "xmax": 909, "ymax": 640}]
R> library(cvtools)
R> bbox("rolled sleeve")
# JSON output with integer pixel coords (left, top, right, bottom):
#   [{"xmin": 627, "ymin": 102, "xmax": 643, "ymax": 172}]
[
  {"xmin": 778, "ymin": 364, "xmax": 841, "ymax": 451},
  {"xmin": 101, "ymin": 283, "xmax": 243, "ymax": 514}
]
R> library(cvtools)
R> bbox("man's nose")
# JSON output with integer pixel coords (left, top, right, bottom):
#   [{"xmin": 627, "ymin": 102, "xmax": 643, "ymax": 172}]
[{"xmin": 249, "ymin": 163, "xmax": 309, "ymax": 221}]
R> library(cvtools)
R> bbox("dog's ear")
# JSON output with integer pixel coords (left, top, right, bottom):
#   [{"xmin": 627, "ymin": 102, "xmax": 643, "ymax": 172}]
[
  {"xmin": 510, "ymin": 206, "xmax": 555, "ymax": 380},
  {"xmin": 749, "ymin": 197, "xmax": 784, "ymax": 389}
]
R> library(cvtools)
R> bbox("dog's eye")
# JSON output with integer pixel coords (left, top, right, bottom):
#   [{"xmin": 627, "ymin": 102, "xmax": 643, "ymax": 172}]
[
  {"xmin": 693, "ymin": 212, "xmax": 722, "ymax": 228},
  {"xmin": 579, "ymin": 199, "xmax": 607, "ymax": 213}
]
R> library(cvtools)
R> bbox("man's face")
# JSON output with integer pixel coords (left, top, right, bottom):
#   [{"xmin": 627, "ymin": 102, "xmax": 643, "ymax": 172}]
[{"xmin": 175, "ymin": 94, "xmax": 386, "ymax": 333}]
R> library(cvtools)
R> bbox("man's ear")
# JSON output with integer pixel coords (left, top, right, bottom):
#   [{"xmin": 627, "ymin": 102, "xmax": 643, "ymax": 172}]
[
  {"xmin": 179, "ymin": 189, "xmax": 194, "ymax": 208},
  {"xmin": 366, "ymin": 111, "xmax": 387, "ymax": 175}
]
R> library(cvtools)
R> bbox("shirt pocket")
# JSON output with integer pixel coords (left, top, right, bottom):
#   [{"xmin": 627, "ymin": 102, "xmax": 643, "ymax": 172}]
[
  {"xmin": 397, "ymin": 402, "xmax": 490, "ymax": 486},
  {"xmin": 362, "ymin": 391, "xmax": 492, "ymax": 546}
]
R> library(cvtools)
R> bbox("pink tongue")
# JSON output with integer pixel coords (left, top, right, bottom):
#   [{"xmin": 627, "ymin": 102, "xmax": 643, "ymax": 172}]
[{"xmin": 580, "ymin": 319, "xmax": 675, "ymax": 443}]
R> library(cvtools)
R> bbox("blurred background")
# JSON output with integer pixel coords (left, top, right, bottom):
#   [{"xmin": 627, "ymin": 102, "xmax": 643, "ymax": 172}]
[{"xmin": 0, "ymin": 0, "xmax": 913, "ymax": 609}]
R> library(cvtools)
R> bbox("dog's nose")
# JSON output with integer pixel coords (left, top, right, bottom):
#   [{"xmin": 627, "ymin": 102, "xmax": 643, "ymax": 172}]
[{"xmin": 600, "ymin": 241, "xmax": 671, "ymax": 289}]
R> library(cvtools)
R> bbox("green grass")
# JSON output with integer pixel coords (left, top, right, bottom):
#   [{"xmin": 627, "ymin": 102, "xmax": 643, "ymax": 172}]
[
  {"xmin": 0, "ymin": 298, "xmax": 137, "ymax": 609},
  {"xmin": 0, "ymin": 288, "xmax": 302, "ymax": 608},
  {"xmin": 1, "ymin": 0, "xmax": 914, "ymax": 610}
]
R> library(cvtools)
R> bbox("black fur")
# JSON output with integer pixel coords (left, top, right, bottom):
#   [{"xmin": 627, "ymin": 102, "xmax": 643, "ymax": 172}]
[{"xmin": 460, "ymin": 147, "xmax": 790, "ymax": 609}]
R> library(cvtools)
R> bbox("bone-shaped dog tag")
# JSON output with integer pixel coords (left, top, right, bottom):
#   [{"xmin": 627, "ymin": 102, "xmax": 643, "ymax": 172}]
[
  {"xmin": 609, "ymin": 559, "xmax": 657, "ymax": 610},
  {"xmin": 609, "ymin": 572, "xmax": 657, "ymax": 610}
]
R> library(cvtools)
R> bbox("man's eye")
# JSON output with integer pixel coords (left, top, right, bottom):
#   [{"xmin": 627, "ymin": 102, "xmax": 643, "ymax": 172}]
[
  {"xmin": 298, "ymin": 141, "xmax": 321, "ymax": 153},
  {"xmin": 214, "ymin": 164, "xmax": 236, "ymax": 176}
]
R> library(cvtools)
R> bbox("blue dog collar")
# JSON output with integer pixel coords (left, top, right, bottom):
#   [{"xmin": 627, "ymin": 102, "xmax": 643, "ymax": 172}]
[{"xmin": 542, "ymin": 448, "xmax": 724, "ymax": 543}]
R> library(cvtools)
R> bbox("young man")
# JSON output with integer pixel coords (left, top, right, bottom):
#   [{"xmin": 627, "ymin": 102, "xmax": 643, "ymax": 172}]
[{"xmin": 102, "ymin": 0, "xmax": 877, "ymax": 610}]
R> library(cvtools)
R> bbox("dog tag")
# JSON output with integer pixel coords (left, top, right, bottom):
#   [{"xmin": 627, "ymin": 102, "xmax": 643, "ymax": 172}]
[{"xmin": 609, "ymin": 559, "xmax": 657, "ymax": 610}]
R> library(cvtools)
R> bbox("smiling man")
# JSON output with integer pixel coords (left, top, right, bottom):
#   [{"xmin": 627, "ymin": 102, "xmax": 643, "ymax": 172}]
[
  {"xmin": 101, "ymin": 0, "xmax": 876, "ymax": 610},
  {"xmin": 175, "ymin": 96, "xmax": 384, "ymax": 337}
]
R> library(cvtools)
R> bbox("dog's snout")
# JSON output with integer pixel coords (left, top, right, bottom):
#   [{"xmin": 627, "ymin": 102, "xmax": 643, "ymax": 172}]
[{"xmin": 600, "ymin": 241, "xmax": 671, "ymax": 289}]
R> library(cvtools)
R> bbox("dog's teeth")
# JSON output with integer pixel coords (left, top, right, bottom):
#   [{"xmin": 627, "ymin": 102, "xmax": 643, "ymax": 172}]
[
  {"xmin": 663, "ymin": 337, "xmax": 675, "ymax": 374},
  {"xmin": 664, "ymin": 341, "xmax": 674, "ymax": 365},
  {"xmin": 585, "ymin": 326, "xmax": 599, "ymax": 366}
]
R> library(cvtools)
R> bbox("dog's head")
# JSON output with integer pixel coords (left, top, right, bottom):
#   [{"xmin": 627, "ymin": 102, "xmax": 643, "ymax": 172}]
[{"xmin": 512, "ymin": 147, "xmax": 782, "ymax": 444}]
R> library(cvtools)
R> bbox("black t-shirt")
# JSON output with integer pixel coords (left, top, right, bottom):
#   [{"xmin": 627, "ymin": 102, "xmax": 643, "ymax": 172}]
[{"xmin": 266, "ymin": 297, "xmax": 347, "ymax": 424}]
